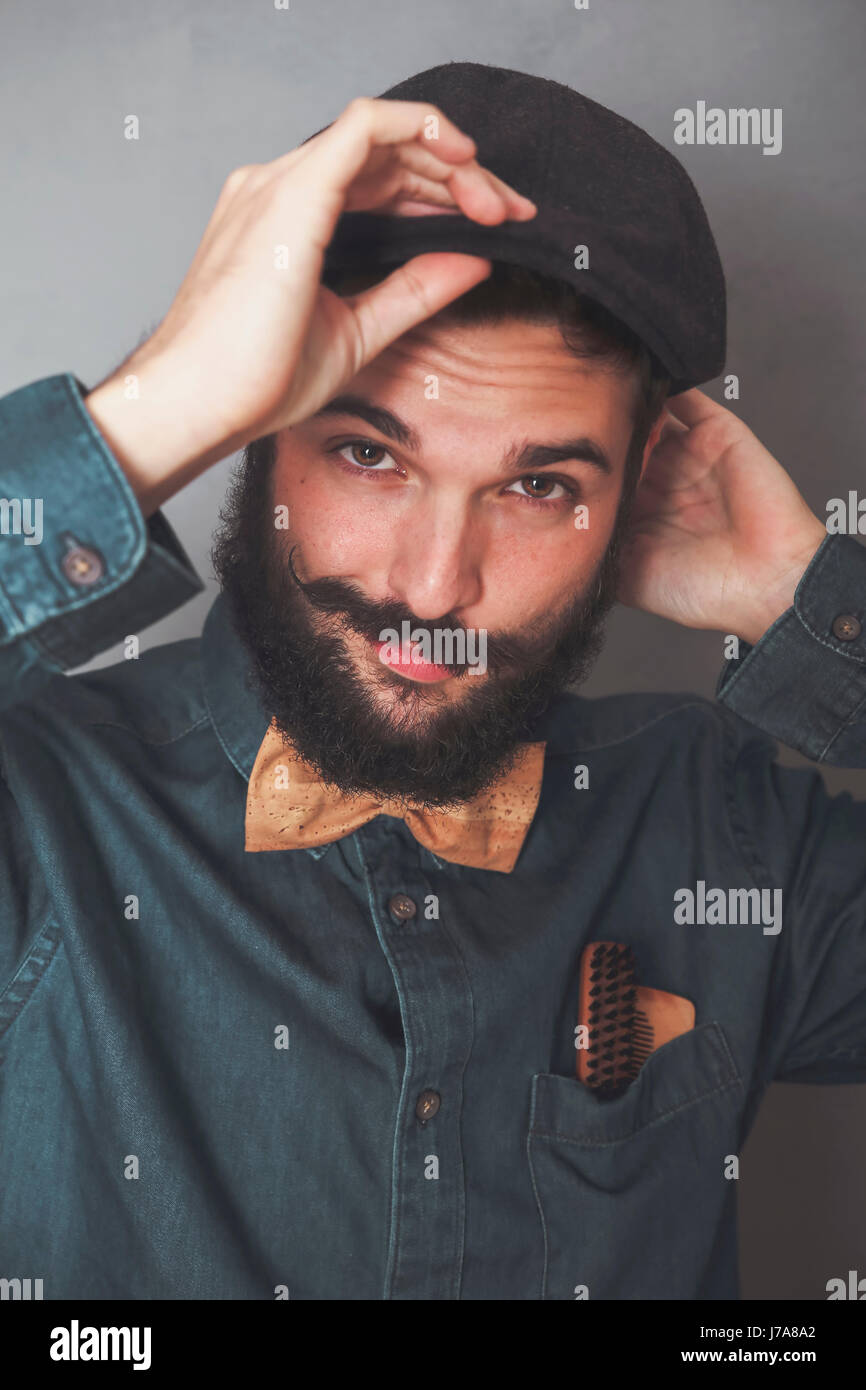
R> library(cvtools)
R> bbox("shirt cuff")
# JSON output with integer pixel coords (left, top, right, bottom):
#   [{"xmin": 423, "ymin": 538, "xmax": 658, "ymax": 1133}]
[
  {"xmin": 716, "ymin": 532, "xmax": 866, "ymax": 765},
  {"xmin": 0, "ymin": 373, "xmax": 204, "ymax": 670}
]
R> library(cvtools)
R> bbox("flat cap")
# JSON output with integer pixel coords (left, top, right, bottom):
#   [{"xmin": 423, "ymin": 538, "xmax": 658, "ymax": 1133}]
[{"xmin": 318, "ymin": 61, "xmax": 726, "ymax": 395}]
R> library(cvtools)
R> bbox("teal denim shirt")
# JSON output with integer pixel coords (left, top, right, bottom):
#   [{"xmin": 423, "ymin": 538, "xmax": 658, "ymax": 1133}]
[{"xmin": 1, "ymin": 374, "xmax": 865, "ymax": 1299}]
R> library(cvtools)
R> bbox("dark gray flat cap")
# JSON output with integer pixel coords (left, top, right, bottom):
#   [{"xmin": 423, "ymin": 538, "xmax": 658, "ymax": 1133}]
[{"xmin": 317, "ymin": 61, "xmax": 726, "ymax": 395}]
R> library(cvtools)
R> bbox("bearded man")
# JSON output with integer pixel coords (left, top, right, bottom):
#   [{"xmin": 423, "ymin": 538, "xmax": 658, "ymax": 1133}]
[{"xmin": 0, "ymin": 63, "xmax": 862, "ymax": 1301}]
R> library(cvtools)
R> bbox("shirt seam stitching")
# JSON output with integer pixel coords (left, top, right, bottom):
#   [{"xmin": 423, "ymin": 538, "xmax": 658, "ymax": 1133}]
[
  {"xmin": 530, "ymin": 1075, "xmax": 743, "ymax": 1147},
  {"xmin": 0, "ymin": 916, "xmax": 62, "ymax": 1042}
]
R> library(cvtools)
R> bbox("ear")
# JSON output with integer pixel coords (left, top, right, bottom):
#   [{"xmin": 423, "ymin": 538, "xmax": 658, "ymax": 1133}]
[{"xmin": 638, "ymin": 410, "xmax": 667, "ymax": 481}]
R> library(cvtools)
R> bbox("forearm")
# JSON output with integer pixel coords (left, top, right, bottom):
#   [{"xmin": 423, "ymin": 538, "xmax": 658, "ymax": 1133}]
[
  {"xmin": 83, "ymin": 350, "xmax": 245, "ymax": 518},
  {"xmin": 729, "ymin": 516, "xmax": 827, "ymax": 647}
]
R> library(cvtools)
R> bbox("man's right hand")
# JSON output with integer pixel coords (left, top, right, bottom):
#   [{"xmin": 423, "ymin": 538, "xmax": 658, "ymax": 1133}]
[{"xmin": 84, "ymin": 97, "xmax": 536, "ymax": 515}]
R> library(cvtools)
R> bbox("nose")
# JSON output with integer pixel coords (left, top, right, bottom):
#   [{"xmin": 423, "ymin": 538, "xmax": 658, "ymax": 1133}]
[{"xmin": 385, "ymin": 492, "xmax": 483, "ymax": 621}]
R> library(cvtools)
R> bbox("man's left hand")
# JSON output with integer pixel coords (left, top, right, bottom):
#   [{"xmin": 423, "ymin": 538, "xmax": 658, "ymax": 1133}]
[{"xmin": 616, "ymin": 388, "xmax": 827, "ymax": 646}]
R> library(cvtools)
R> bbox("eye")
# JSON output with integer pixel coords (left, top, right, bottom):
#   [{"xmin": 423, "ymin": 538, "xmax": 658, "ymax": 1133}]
[
  {"xmin": 335, "ymin": 440, "xmax": 398, "ymax": 473},
  {"xmin": 506, "ymin": 473, "xmax": 576, "ymax": 504}
]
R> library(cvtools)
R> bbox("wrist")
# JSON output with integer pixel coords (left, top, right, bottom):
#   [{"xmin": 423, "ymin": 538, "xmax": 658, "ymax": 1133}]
[
  {"xmin": 732, "ymin": 518, "xmax": 827, "ymax": 647},
  {"xmin": 84, "ymin": 354, "xmax": 235, "ymax": 516}
]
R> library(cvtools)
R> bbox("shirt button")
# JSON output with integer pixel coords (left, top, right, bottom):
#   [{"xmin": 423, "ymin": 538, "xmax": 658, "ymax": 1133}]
[
  {"xmin": 831, "ymin": 613, "xmax": 862, "ymax": 641},
  {"xmin": 61, "ymin": 543, "xmax": 105, "ymax": 586},
  {"xmin": 415, "ymin": 1090, "xmax": 441, "ymax": 1120},
  {"xmin": 388, "ymin": 893, "xmax": 417, "ymax": 923}
]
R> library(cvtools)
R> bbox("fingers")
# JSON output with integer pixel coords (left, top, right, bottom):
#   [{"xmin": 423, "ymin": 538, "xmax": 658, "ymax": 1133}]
[
  {"xmin": 223, "ymin": 99, "xmax": 534, "ymax": 240},
  {"xmin": 657, "ymin": 409, "xmax": 689, "ymax": 443},
  {"xmin": 300, "ymin": 97, "xmax": 475, "ymax": 188},
  {"xmin": 395, "ymin": 142, "xmax": 468, "ymax": 182},
  {"xmin": 297, "ymin": 97, "xmax": 534, "ymax": 223},
  {"xmin": 343, "ymin": 96, "xmax": 480, "ymax": 163},
  {"xmin": 480, "ymin": 165, "xmax": 537, "ymax": 219},
  {"xmin": 395, "ymin": 145, "xmax": 536, "ymax": 220},
  {"xmin": 664, "ymin": 387, "xmax": 723, "ymax": 427},
  {"xmin": 388, "ymin": 148, "xmax": 512, "ymax": 221},
  {"xmin": 380, "ymin": 175, "xmax": 464, "ymax": 212},
  {"xmin": 442, "ymin": 161, "xmax": 533, "ymax": 223},
  {"xmin": 441, "ymin": 161, "xmax": 513, "ymax": 223},
  {"xmin": 347, "ymin": 251, "xmax": 493, "ymax": 362}
]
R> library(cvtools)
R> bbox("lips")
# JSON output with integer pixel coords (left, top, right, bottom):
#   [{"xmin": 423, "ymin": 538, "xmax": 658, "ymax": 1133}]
[{"xmin": 375, "ymin": 640, "xmax": 451, "ymax": 683}]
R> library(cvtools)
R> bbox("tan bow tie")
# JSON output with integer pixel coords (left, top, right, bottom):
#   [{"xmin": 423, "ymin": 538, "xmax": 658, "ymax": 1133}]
[{"xmin": 245, "ymin": 720, "xmax": 547, "ymax": 873}]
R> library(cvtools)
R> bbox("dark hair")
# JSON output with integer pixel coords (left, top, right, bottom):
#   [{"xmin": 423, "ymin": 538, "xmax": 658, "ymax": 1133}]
[{"xmin": 327, "ymin": 260, "xmax": 671, "ymax": 498}]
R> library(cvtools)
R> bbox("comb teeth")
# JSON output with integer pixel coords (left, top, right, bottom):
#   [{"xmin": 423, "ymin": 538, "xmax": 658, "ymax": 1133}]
[{"xmin": 582, "ymin": 943, "xmax": 650, "ymax": 1099}]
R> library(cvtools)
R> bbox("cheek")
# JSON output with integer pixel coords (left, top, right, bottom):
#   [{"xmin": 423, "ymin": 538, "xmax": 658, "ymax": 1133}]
[
  {"xmin": 483, "ymin": 499, "xmax": 617, "ymax": 621},
  {"xmin": 275, "ymin": 469, "xmax": 397, "ymax": 575}
]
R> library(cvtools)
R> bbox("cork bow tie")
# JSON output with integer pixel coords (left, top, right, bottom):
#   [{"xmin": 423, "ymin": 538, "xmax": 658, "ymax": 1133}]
[{"xmin": 245, "ymin": 720, "xmax": 547, "ymax": 873}]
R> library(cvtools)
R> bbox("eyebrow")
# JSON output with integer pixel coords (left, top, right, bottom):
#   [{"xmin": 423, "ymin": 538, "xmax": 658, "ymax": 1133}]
[{"xmin": 311, "ymin": 394, "xmax": 613, "ymax": 476}]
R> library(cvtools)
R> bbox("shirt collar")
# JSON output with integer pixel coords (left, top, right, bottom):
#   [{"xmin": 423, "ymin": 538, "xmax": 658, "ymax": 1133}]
[{"xmin": 202, "ymin": 590, "xmax": 272, "ymax": 783}]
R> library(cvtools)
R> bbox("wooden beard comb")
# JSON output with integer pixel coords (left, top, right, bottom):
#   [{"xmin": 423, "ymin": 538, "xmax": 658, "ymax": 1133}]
[
  {"xmin": 577, "ymin": 942, "xmax": 652, "ymax": 1098},
  {"xmin": 576, "ymin": 941, "xmax": 696, "ymax": 1099}
]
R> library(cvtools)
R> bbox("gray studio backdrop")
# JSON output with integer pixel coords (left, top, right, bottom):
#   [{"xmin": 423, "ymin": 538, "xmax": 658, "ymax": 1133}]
[{"xmin": 2, "ymin": 0, "xmax": 864, "ymax": 1298}]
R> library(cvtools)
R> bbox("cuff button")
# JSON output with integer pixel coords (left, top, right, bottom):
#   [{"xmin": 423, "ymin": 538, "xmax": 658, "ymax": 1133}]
[
  {"xmin": 831, "ymin": 613, "xmax": 862, "ymax": 641},
  {"xmin": 61, "ymin": 544, "xmax": 105, "ymax": 586}
]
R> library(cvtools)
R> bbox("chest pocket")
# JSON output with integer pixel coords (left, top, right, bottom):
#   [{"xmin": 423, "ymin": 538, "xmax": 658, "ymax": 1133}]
[{"xmin": 527, "ymin": 1020, "xmax": 743, "ymax": 1299}]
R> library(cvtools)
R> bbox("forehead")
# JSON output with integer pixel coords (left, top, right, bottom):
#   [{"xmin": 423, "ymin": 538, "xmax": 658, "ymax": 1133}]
[{"xmin": 339, "ymin": 316, "xmax": 638, "ymax": 455}]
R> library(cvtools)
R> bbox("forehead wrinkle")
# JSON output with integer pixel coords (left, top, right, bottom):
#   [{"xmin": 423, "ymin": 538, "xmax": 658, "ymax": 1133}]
[
  {"xmin": 352, "ymin": 323, "xmax": 636, "ymax": 468},
  {"xmin": 382, "ymin": 322, "xmax": 590, "ymax": 395},
  {"xmin": 389, "ymin": 337, "xmax": 578, "ymax": 386}
]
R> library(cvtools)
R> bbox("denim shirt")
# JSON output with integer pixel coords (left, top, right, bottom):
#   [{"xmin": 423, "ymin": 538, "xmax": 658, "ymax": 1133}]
[{"xmin": 1, "ymin": 374, "xmax": 865, "ymax": 1301}]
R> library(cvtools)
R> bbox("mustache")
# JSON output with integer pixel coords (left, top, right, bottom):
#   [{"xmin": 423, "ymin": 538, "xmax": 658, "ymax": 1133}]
[{"xmin": 285, "ymin": 546, "xmax": 564, "ymax": 676}]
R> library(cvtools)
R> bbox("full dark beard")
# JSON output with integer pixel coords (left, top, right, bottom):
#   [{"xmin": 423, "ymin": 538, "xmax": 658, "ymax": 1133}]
[{"xmin": 211, "ymin": 437, "xmax": 635, "ymax": 809}]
